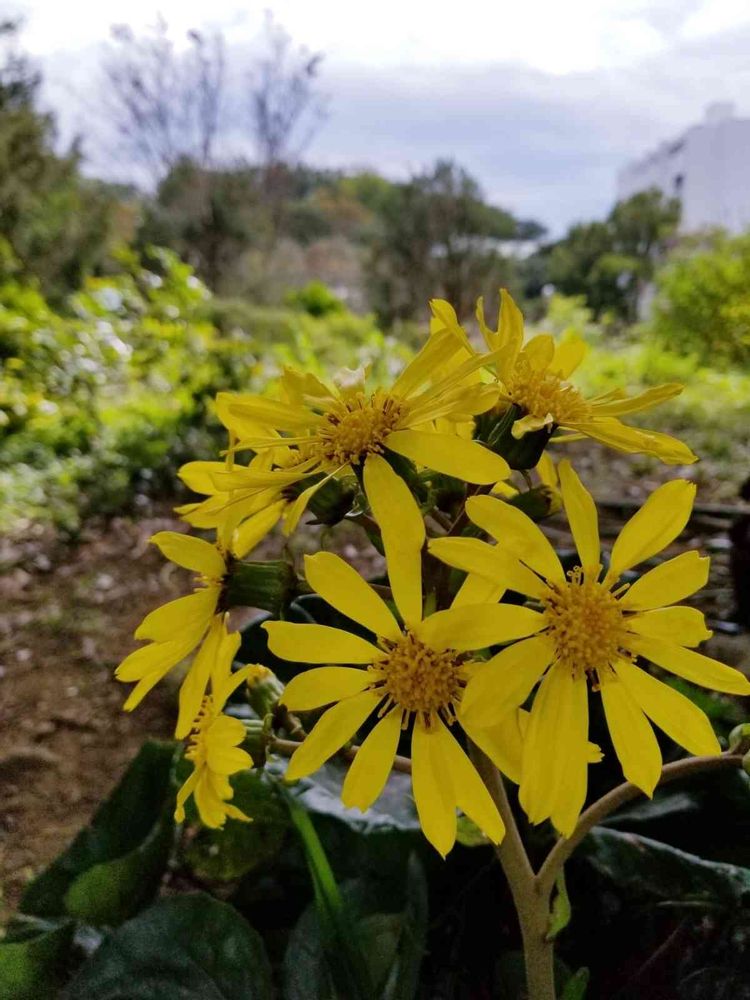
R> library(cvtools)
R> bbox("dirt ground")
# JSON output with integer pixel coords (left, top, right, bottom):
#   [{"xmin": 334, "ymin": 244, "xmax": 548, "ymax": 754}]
[{"xmin": 1, "ymin": 474, "xmax": 749, "ymax": 925}]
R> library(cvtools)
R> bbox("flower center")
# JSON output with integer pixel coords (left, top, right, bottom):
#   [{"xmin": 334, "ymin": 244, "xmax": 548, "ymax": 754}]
[
  {"xmin": 369, "ymin": 631, "xmax": 464, "ymax": 722},
  {"xmin": 506, "ymin": 360, "xmax": 590, "ymax": 425},
  {"xmin": 542, "ymin": 568, "xmax": 626, "ymax": 682},
  {"xmin": 310, "ymin": 390, "xmax": 406, "ymax": 467}
]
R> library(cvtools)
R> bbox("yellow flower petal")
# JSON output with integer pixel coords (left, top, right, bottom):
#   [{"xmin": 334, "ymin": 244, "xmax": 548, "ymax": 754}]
[
  {"xmin": 619, "ymin": 550, "xmax": 710, "ymax": 611},
  {"xmin": 206, "ymin": 739, "xmax": 253, "ymax": 776},
  {"xmin": 522, "ymin": 334, "xmax": 555, "ymax": 370},
  {"xmin": 558, "ymin": 460, "xmax": 599, "ymax": 571},
  {"xmin": 520, "ymin": 664, "xmax": 588, "ymax": 833},
  {"xmin": 461, "ymin": 635, "xmax": 555, "ymax": 727},
  {"xmin": 281, "ymin": 666, "xmax": 372, "ymax": 711},
  {"xmin": 438, "ymin": 721, "xmax": 504, "ymax": 844},
  {"xmin": 466, "ymin": 495, "xmax": 565, "ymax": 584},
  {"xmin": 551, "ymin": 335, "xmax": 587, "ymax": 378},
  {"xmin": 591, "ymin": 383, "xmax": 682, "ymax": 416},
  {"xmin": 175, "ymin": 770, "xmax": 199, "ymax": 822},
  {"xmin": 626, "ymin": 635, "xmax": 750, "ymax": 694},
  {"xmin": 428, "ymin": 537, "xmax": 547, "ymax": 599},
  {"xmin": 176, "ymin": 617, "xmax": 239, "ymax": 739},
  {"xmin": 115, "ymin": 635, "xmax": 196, "ymax": 683},
  {"xmin": 570, "ymin": 418, "xmax": 697, "ymax": 465},
  {"xmin": 150, "ymin": 531, "xmax": 226, "ymax": 577},
  {"xmin": 451, "ymin": 573, "xmax": 506, "ymax": 608},
  {"xmin": 386, "ymin": 430, "xmax": 510, "ymax": 485},
  {"xmin": 228, "ymin": 395, "xmax": 319, "ymax": 431},
  {"xmin": 179, "ymin": 461, "xmax": 228, "ymax": 494},
  {"xmin": 614, "ymin": 657, "xmax": 721, "ymax": 757},
  {"xmin": 608, "ymin": 480, "xmax": 696, "ymax": 579},
  {"xmin": 511, "ymin": 412, "xmax": 553, "ymax": 439},
  {"xmin": 134, "ymin": 589, "xmax": 218, "ymax": 643},
  {"xmin": 285, "ymin": 691, "xmax": 382, "ymax": 781},
  {"xmin": 363, "ymin": 454, "xmax": 425, "ymax": 627},
  {"xmin": 461, "ymin": 710, "xmax": 524, "ymax": 785},
  {"xmin": 600, "ymin": 677, "xmax": 661, "ymax": 796},
  {"xmin": 263, "ymin": 622, "xmax": 385, "ymax": 665},
  {"xmin": 341, "ymin": 708, "xmax": 403, "ymax": 811},
  {"xmin": 194, "ymin": 772, "xmax": 230, "ymax": 828},
  {"xmin": 626, "ymin": 607, "xmax": 713, "ymax": 648},
  {"xmin": 417, "ymin": 603, "xmax": 546, "ymax": 653},
  {"xmin": 231, "ymin": 500, "xmax": 286, "ymax": 559},
  {"xmin": 411, "ymin": 719, "xmax": 456, "ymax": 857},
  {"xmin": 304, "ymin": 552, "xmax": 401, "ymax": 641},
  {"xmin": 392, "ymin": 328, "xmax": 465, "ymax": 398}
]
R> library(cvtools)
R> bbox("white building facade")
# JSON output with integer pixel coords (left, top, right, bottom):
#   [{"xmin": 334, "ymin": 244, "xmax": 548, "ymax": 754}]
[{"xmin": 617, "ymin": 103, "xmax": 750, "ymax": 234}]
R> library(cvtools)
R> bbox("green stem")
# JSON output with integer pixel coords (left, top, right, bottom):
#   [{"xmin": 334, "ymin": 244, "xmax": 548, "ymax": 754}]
[{"xmin": 470, "ymin": 744, "xmax": 556, "ymax": 1000}]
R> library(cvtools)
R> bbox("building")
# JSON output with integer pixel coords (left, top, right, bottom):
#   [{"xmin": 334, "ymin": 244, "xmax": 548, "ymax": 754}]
[{"xmin": 617, "ymin": 103, "xmax": 750, "ymax": 234}]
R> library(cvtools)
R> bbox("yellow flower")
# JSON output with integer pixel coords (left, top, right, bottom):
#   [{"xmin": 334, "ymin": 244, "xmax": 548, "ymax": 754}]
[
  {"xmin": 262, "ymin": 456, "xmax": 542, "ymax": 856},
  {"xmin": 115, "ymin": 511, "xmax": 279, "ymax": 734},
  {"xmin": 430, "ymin": 460, "xmax": 750, "ymax": 836},
  {"xmin": 435, "ymin": 290, "xmax": 697, "ymax": 465},
  {"xmin": 214, "ymin": 330, "xmax": 511, "ymax": 533},
  {"xmin": 175, "ymin": 660, "xmax": 256, "ymax": 828}
]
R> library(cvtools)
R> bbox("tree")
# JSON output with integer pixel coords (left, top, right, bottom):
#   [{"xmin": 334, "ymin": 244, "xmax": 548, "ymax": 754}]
[
  {"xmin": 0, "ymin": 21, "xmax": 115, "ymax": 299},
  {"xmin": 548, "ymin": 189, "xmax": 680, "ymax": 322},
  {"xmin": 365, "ymin": 160, "xmax": 532, "ymax": 325}
]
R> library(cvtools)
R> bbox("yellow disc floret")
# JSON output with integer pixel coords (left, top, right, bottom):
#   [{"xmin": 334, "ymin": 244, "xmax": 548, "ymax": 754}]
[
  {"xmin": 369, "ymin": 631, "xmax": 464, "ymax": 723},
  {"xmin": 542, "ymin": 568, "xmax": 626, "ymax": 682},
  {"xmin": 506, "ymin": 359, "xmax": 591, "ymax": 425},
  {"xmin": 311, "ymin": 390, "xmax": 406, "ymax": 467},
  {"xmin": 184, "ymin": 696, "xmax": 215, "ymax": 766}
]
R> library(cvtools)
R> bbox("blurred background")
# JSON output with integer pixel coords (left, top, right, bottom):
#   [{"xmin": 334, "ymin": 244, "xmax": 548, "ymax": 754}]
[{"xmin": 2, "ymin": 2, "xmax": 750, "ymax": 990}]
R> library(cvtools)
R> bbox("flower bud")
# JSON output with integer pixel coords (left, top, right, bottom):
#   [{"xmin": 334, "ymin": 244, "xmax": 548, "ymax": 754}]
[
  {"xmin": 729, "ymin": 722, "xmax": 750, "ymax": 754},
  {"xmin": 223, "ymin": 560, "xmax": 298, "ymax": 615},
  {"xmin": 244, "ymin": 665, "xmax": 285, "ymax": 719},
  {"xmin": 306, "ymin": 474, "xmax": 359, "ymax": 525},
  {"xmin": 241, "ymin": 717, "xmax": 269, "ymax": 765}
]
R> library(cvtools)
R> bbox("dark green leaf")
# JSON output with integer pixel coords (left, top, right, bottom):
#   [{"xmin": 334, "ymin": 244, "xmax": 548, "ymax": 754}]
[
  {"xmin": 561, "ymin": 967, "xmax": 590, "ymax": 1000},
  {"xmin": 547, "ymin": 870, "xmax": 572, "ymax": 941},
  {"xmin": 20, "ymin": 740, "xmax": 176, "ymax": 926},
  {"xmin": 581, "ymin": 827, "xmax": 750, "ymax": 907},
  {"xmin": 62, "ymin": 893, "xmax": 273, "ymax": 999},
  {"xmin": 182, "ymin": 770, "xmax": 289, "ymax": 881},
  {"xmin": 0, "ymin": 918, "xmax": 73, "ymax": 1000}
]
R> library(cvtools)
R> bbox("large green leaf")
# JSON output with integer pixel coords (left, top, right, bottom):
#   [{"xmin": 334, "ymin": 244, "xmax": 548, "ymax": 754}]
[
  {"xmin": 182, "ymin": 770, "xmax": 290, "ymax": 881},
  {"xmin": 20, "ymin": 740, "xmax": 177, "ymax": 925},
  {"xmin": 0, "ymin": 917, "xmax": 73, "ymax": 1000},
  {"xmin": 62, "ymin": 893, "xmax": 273, "ymax": 999},
  {"xmin": 581, "ymin": 827, "xmax": 750, "ymax": 907}
]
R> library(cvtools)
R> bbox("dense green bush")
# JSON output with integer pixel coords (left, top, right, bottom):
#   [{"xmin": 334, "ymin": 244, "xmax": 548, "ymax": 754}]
[
  {"xmin": 650, "ymin": 231, "xmax": 750, "ymax": 366},
  {"xmin": 0, "ymin": 247, "xmax": 409, "ymax": 536}
]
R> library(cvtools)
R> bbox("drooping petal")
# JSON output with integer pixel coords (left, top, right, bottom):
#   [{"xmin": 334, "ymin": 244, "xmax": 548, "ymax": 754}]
[
  {"xmin": 626, "ymin": 635, "xmax": 750, "ymax": 694},
  {"xmin": 619, "ymin": 550, "xmax": 710, "ymax": 611},
  {"xmin": 519, "ymin": 664, "xmax": 589, "ymax": 834},
  {"xmin": 626, "ymin": 607, "xmax": 713, "ymax": 648},
  {"xmin": 176, "ymin": 615, "xmax": 237, "ymax": 739},
  {"xmin": 150, "ymin": 531, "xmax": 226, "ymax": 578},
  {"xmin": 281, "ymin": 666, "xmax": 372, "ymax": 711},
  {"xmin": 462, "ymin": 710, "xmax": 524, "ymax": 785},
  {"xmin": 558, "ymin": 460, "xmax": 599, "ymax": 571},
  {"xmin": 363, "ymin": 454, "xmax": 425, "ymax": 627},
  {"xmin": 466, "ymin": 495, "xmax": 565, "ymax": 584},
  {"xmin": 461, "ymin": 635, "xmax": 555, "ymax": 727},
  {"xmin": 591, "ymin": 383, "xmax": 682, "ymax": 416},
  {"xmin": 437, "ymin": 721, "xmax": 504, "ymax": 844},
  {"xmin": 263, "ymin": 622, "xmax": 385, "ymax": 665},
  {"xmin": 570, "ymin": 418, "xmax": 697, "ymax": 465},
  {"xmin": 304, "ymin": 552, "xmax": 401, "ymax": 641},
  {"xmin": 231, "ymin": 500, "xmax": 286, "ymax": 558},
  {"xmin": 194, "ymin": 772, "xmax": 231, "ymax": 828},
  {"xmin": 341, "ymin": 708, "xmax": 403, "ymax": 811},
  {"xmin": 614, "ymin": 657, "xmax": 720, "ymax": 757},
  {"xmin": 386, "ymin": 429, "xmax": 510, "ymax": 485},
  {"xmin": 428, "ymin": 537, "xmax": 546, "ymax": 599},
  {"xmin": 285, "ymin": 691, "xmax": 382, "ymax": 781},
  {"xmin": 411, "ymin": 719, "xmax": 456, "ymax": 857},
  {"xmin": 134, "ymin": 588, "xmax": 218, "ymax": 643},
  {"xmin": 417, "ymin": 603, "xmax": 546, "ymax": 653},
  {"xmin": 175, "ymin": 769, "xmax": 200, "ymax": 823},
  {"xmin": 608, "ymin": 481, "xmax": 696, "ymax": 580},
  {"xmin": 600, "ymin": 677, "xmax": 661, "ymax": 796},
  {"xmin": 115, "ymin": 634, "xmax": 198, "ymax": 683}
]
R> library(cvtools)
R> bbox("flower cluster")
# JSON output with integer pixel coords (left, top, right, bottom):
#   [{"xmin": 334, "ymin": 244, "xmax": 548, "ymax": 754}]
[{"xmin": 117, "ymin": 289, "xmax": 748, "ymax": 849}]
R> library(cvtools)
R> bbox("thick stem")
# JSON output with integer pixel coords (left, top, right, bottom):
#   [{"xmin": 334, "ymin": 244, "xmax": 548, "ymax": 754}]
[
  {"xmin": 470, "ymin": 744, "xmax": 556, "ymax": 1000},
  {"xmin": 537, "ymin": 752, "xmax": 745, "ymax": 897}
]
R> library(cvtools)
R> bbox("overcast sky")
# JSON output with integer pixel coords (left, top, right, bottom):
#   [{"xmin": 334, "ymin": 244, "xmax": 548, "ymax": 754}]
[{"xmin": 10, "ymin": 0, "xmax": 750, "ymax": 234}]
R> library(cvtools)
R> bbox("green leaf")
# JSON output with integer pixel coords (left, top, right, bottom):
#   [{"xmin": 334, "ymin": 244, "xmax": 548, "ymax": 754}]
[
  {"xmin": 0, "ymin": 917, "xmax": 74, "ymax": 1000},
  {"xmin": 20, "ymin": 740, "xmax": 177, "ymax": 925},
  {"xmin": 581, "ymin": 827, "xmax": 750, "ymax": 907},
  {"xmin": 561, "ymin": 967, "xmax": 590, "ymax": 1000},
  {"xmin": 182, "ymin": 770, "xmax": 290, "ymax": 881},
  {"xmin": 546, "ymin": 869, "xmax": 572, "ymax": 941},
  {"xmin": 61, "ymin": 893, "xmax": 273, "ymax": 999}
]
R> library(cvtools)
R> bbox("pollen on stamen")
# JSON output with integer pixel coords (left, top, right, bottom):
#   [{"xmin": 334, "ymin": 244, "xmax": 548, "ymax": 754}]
[
  {"xmin": 308, "ymin": 390, "xmax": 406, "ymax": 467},
  {"xmin": 367, "ymin": 631, "xmax": 464, "ymax": 725},
  {"xmin": 506, "ymin": 359, "xmax": 591, "ymax": 425}
]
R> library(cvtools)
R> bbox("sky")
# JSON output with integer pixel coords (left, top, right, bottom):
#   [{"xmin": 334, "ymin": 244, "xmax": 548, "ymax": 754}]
[{"xmin": 10, "ymin": 0, "xmax": 750, "ymax": 235}]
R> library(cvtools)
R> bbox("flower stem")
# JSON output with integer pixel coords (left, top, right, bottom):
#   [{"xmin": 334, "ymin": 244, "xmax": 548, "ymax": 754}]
[{"xmin": 469, "ymin": 743, "xmax": 556, "ymax": 1000}]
